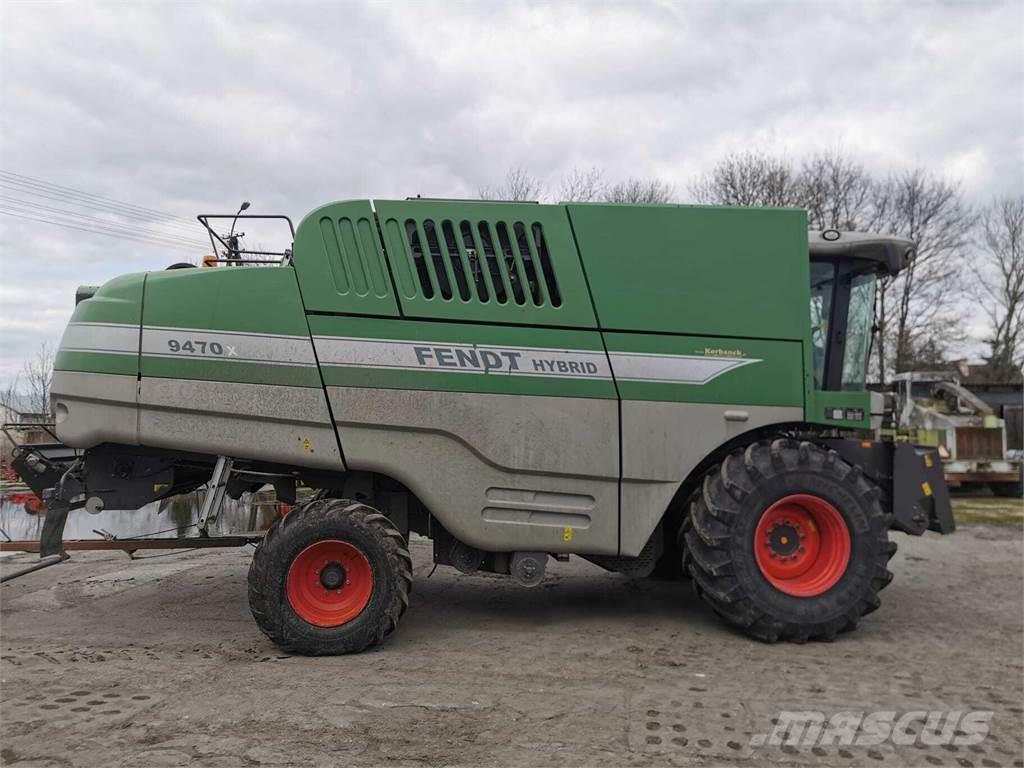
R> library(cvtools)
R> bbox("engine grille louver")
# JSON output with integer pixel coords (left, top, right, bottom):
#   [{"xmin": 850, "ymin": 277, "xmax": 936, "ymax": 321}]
[{"xmin": 392, "ymin": 217, "xmax": 562, "ymax": 308}]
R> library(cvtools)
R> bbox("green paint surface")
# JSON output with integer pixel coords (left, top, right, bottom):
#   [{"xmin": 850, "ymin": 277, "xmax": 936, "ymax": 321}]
[
  {"xmin": 54, "ymin": 350, "xmax": 138, "ymax": 377},
  {"xmin": 292, "ymin": 200, "xmax": 401, "ymax": 316},
  {"xmin": 143, "ymin": 267, "xmax": 311, "ymax": 336},
  {"xmin": 807, "ymin": 390, "xmax": 872, "ymax": 430},
  {"xmin": 567, "ymin": 203, "xmax": 810, "ymax": 340},
  {"xmin": 140, "ymin": 266, "xmax": 320, "ymax": 387},
  {"xmin": 55, "ymin": 272, "xmax": 144, "ymax": 376}
]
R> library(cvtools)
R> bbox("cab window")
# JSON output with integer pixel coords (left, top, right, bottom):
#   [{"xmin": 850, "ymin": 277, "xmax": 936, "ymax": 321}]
[
  {"xmin": 809, "ymin": 262, "xmax": 835, "ymax": 389},
  {"xmin": 841, "ymin": 272, "xmax": 876, "ymax": 390}
]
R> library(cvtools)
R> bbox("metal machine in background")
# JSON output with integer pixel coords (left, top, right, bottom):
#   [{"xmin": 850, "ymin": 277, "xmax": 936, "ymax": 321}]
[{"xmin": 893, "ymin": 371, "xmax": 1023, "ymax": 497}]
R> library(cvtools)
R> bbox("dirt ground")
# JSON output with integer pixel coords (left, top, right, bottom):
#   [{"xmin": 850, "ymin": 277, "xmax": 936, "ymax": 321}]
[{"xmin": 1, "ymin": 513, "xmax": 1022, "ymax": 768}]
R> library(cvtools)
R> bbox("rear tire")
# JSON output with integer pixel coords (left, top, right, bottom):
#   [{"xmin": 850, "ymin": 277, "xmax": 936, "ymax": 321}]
[
  {"xmin": 685, "ymin": 439, "xmax": 895, "ymax": 642},
  {"xmin": 248, "ymin": 498, "xmax": 412, "ymax": 655}
]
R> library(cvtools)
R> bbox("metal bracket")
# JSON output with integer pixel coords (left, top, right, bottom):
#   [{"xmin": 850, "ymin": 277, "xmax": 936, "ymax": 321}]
[
  {"xmin": 0, "ymin": 552, "xmax": 69, "ymax": 584},
  {"xmin": 197, "ymin": 457, "xmax": 233, "ymax": 536}
]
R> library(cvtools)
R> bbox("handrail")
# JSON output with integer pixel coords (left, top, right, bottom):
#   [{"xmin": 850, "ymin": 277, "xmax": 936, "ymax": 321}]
[{"xmin": 196, "ymin": 214, "xmax": 296, "ymax": 264}]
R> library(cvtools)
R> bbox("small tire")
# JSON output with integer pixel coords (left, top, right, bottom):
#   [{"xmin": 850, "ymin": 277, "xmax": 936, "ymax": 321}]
[
  {"xmin": 685, "ymin": 439, "xmax": 895, "ymax": 642},
  {"xmin": 248, "ymin": 498, "xmax": 412, "ymax": 655}
]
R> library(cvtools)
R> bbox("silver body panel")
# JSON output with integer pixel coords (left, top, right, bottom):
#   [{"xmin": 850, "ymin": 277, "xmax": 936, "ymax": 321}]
[
  {"xmin": 53, "ymin": 373, "xmax": 343, "ymax": 472},
  {"xmin": 52, "ymin": 375, "xmax": 801, "ymax": 558},
  {"xmin": 328, "ymin": 386, "xmax": 620, "ymax": 554},
  {"xmin": 52, "ymin": 371, "xmax": 140, "ymax": 447},
  {"xmin": 619, "ymin": 401, "xmax": 803, "ymax": 555},
  {"xmin": 138, "ymin": 379, "xmax": 344, "ymax": 471}
]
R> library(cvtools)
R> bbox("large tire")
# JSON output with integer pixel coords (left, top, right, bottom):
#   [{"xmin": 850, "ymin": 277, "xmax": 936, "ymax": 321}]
[
  {"xmin": 685, "ymin": 439, "xmax": 895, "ymax": 642},
  {"xmin": 248, "ymin": 498, "xmax": 412, "ymax": 655}
]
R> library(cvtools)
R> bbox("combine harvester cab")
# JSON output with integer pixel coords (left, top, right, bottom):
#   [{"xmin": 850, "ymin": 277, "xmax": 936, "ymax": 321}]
[{"xmin": 11, "ymin": 200, "xmax": 954, "ymax": 654}]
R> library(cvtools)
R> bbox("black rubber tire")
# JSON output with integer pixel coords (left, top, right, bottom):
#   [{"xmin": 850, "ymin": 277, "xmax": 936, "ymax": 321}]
[
  {"xmin": 165, "ymin": 262, "xmax": 196, "ymax": 270},
  {"xmin": 990, "ymin": 481, "xmax": 1023, "ymax": 498},
  {"xmin": 684, "ymin": 439, "xmax": 896, "ymax": 643},
  {"xmin": 248, "ymin": 498, "xmax": 412, "ymax": 655},
  {"xmin": 678, "ymin": 507, "xmax": 694, "ymax": 578}
]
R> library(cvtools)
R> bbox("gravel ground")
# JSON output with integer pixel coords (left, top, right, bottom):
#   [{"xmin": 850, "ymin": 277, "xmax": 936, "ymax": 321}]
[{"xmin": 0, "ymin": 517, "xmax": 1021, "ymax": 768}]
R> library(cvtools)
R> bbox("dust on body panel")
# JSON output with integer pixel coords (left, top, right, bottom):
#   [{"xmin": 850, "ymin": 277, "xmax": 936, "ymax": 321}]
[
  {"xmin": 52, "ymin": 273, "xmax": 145, "ymax": 448},
  {"xmin": 604, "ymin": 333, "xmax": 806, "ymax": 555},
  {"xmin": 311, "ymin": 314, "xmax": 621, "ymax": 554},
  {"xmin": 130, "ymin": 267, "xmax": 341, "ymax": 470}
]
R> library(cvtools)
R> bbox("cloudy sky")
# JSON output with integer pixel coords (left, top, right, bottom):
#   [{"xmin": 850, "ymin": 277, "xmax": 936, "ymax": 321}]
[{"xmin": 1, "ymin": 0, "xmax": 1021, "ymax": 387}]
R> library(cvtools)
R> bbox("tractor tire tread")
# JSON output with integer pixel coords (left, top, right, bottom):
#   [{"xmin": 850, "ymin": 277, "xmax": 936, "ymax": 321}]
[
  {"xmin": 685, "ymin": 439, "xmax": 894, "ymax": 643},
  {"xmin": 248, "ymin": 498, "xmax": 412, "ymax": 655}
]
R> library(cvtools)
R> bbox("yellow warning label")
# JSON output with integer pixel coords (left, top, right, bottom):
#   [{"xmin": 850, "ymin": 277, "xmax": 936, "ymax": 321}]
[
  {"xmin": 924, "ymin": 454, "xmax": 934, "ymax": 468},
  {"xmin": 922, "ymin": 481, "xmax": 933, "ymax": 497},
  {"xmin": 153, "ymin": 483, "xmax": 169, "ymax": 493},
  {"xmin": 302, "ymin": 437, "xmax": 312, "ymax": 452},
  {"xmin": 563, "ymin": 527, "xmax": 573, "ymax": 541}
]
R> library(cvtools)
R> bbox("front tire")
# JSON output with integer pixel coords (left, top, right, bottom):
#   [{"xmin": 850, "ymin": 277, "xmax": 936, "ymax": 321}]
[
  {"xmin": 685, "ymin": 439, "xmax": 895, "ymax": 642},
  {"xmin": 248, "ymin": 498, "xmax": 412, "ymax": 655}
]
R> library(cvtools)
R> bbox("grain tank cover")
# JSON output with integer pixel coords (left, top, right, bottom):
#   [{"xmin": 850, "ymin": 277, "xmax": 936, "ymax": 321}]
[{"xmin": 566, "ymin": 204, "xmax": 809, "ymax": 339}]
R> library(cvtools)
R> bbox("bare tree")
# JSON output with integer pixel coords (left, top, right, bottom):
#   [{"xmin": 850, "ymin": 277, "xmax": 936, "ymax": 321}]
[
  {"xmin": 603, "ymin": 177, "xmax": 675, "ymax": 204},
  {"xmin": 874, "ymin": 170, "xmax": 974, "ymax": 375},
  {"xmin": 22, "ymin": 342, "xmax": 55, "ymax": 416},
  {"xmin": 0, "ymin": 374, "xmax": 21, "ymax": 418},
  {"xmin": 800, "ymin": 152, "xmax": 884, "ymax": 231},
  {"xmin": 689, "ymin": 151, "xmax": 801, "ymax": 207},
  {"xmin": 0, "ymin": 344, "xmax": 53, "ymax": 467},
  {"xmin": 479, "ymin": 167, "xmax": 546, "ymax": 202},
  {"xmin": 480, "ymin": 166, "xmax": 674, "ymax": 205},
  {"xmin": 0, "ymin": 375, "xmax": 19, "ymax": 467},
  {"xmin": 558, "ymin": 166, "xmax": 605, "ymax": 202},
  {"xmin": 974, "ymin": 195, "xmax": 1024, "ymax": 381}
]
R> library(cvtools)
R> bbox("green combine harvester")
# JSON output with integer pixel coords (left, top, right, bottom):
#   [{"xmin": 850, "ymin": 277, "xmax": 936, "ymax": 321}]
[{"xmin": 11, "ymin": 199, "xmax": 953, "ymax": 654}]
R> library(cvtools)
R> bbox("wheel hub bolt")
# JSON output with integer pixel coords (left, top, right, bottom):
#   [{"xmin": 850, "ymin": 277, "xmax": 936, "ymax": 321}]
[{"xmin": 319, "ymin": 562, "xmax": 346, "ymax": 590}]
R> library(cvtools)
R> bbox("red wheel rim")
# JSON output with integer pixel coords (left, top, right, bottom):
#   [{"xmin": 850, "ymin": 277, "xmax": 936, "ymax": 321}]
[
  {"xmin": 286, "ymin": 540, "xmax": 373, "ymax": 627},
  {"xmin": 754, "ymin": 494, "xmax": 851, "ymax": 597}
]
